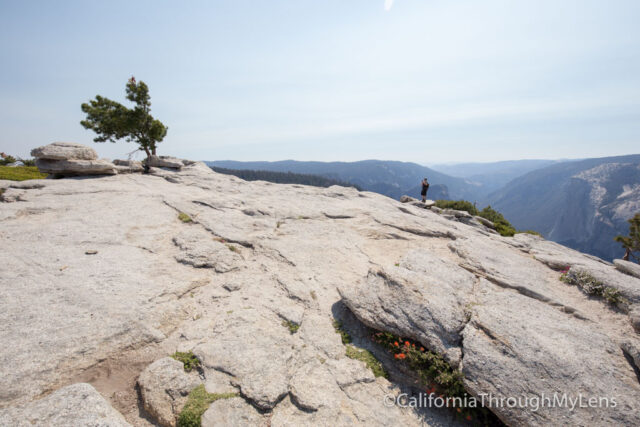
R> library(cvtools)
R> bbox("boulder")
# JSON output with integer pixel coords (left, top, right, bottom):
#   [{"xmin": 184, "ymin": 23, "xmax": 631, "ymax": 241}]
[
  {"xmin": 0, "ymin": 383, "xmax": 130, "ymax": 426},
  {"xmin": 146, "ymin": 155, "xmax": 184, "ymax": 169},
  {"xmin": 35, "ymin": 158, "xmax": 117, "ymax": 176},
  {"xmin": 339, "ymin": 251, "xmax": 475, "ymax": 365},
  {"xmin": 621, "ymin": 341, "xmax": 640, "ymax": 374},
  {"xmin": 399, "ymin": 195, "xmax": 415, "ymax": 203},
  {"xmin": 137, "ymin": 357, "xmax": 201, "ymax": 427},
  {"xmin": 614, "ymin": 259, "xmax": 640, "ymax": 279},
  {"xmin": 31, "ymin": 142, "xmax": 97, "ymax": 161}
]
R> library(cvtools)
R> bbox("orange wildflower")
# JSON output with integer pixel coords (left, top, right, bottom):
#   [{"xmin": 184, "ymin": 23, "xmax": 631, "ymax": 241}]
[
  {"xmin": 457, "ymin": 408, "xmax": 462, "ymax": 413},
  {"xmin": 394, "ymin": 341, "xmax": 399, "ymax": 347},
  {"xmin": 397, "ymin": 353, "xmax": 406, "ymax": 359},
  {"xmin": 404, "ymin": 341, "xmax": 410, "ymax": 347},
  {"xmin": 466, "ymin": 415, "xmax": 472, "ymax": 421},
  {"xmin": 420, "ymin": 347, "xmax": 425, "ymax": 351}
]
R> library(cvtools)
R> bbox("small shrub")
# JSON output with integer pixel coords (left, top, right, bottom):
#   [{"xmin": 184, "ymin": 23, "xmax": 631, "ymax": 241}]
[
  {"xmin": 332, "ymin": 319, "xmax": 352, "ymax": 344},
  {"xmin": 0, "ymin": 166, "xmax": 47, "ymax": 181},
  {"xmin": 282, "ymin": 320, "xmax": 300, "ymax": 334},
  {"xmin": 226, "ymin": 244, "xmax": 237, "ymax": 252},
  {"xmin": 0, "ymin": 154, "xmax": 17, "ymax": 166},
  {"xmin": 345, "ymin": 345, "xmax": 388, "ymax": 378},
  {"xmin": 478, "ymin": 206, "xmax": 516, "ymax": 237},
  {"xmin": 434, "ymin": 200, "xmax": 478, "ymax": 216},
  {"xmin": 171, "ymin": 351, "xmax": 201, "ymax": 372},
  {"xmin": 177, "ymin": 385, "xmax": 237, "ymax": 427},
  {"xmin": 178, "ymin": 212, "xmax": 192, "ymax": 223},
  {"xmin": 372, "ymin": 331, "xmax": 499, "ymax": 424},
  {"xmin": 310, "ymin": 290, "xmax": 317, "ymax": 300},
  {"xmin": 18, "ymin": 157, "xmax": 36, "ymax": 167},
  {"xmin": 560, "ymin": 269, "xmax": 628, "ymax": 307}
]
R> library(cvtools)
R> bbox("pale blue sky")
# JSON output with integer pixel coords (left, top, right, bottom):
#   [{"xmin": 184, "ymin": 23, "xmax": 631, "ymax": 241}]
[{"xmin": 1, "ymin": 0, "xmax": 639, "ymax": 163}]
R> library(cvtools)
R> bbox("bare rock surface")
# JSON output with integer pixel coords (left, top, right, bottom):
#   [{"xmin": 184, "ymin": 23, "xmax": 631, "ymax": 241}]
[
  {"xmin": 2, "ymin": 146, "xmax": 640, "ymax": 426},
  {"xmin": 113, "ymin": 159, "xmax": 144, "ymax": 173},
  {"xmin": 146, "ymin": 155, "xmax": 184, "ymax": 169},
  {"xmin": 631, "ymin": 306, "xmax": 640, "ymax": 333},
  {"xmin": 201, "ymin": 397, "xmax": 265, "ymax": 426},
  {"xmin": 615, "ymin": 258, "xmax": 640, "ymax": 279},
  {"xmin": 0, "ymin": 383, "xmax": 130, "ymax": 426}
]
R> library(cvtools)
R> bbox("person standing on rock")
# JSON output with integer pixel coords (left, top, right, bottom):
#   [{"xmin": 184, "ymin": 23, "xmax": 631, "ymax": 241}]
[{"xmin": 421, "ymin": 178, "xmax": 430, "ymax": 202}]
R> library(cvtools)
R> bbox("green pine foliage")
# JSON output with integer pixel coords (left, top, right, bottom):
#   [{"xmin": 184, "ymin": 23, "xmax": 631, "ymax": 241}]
[
  {"xmin": 614, "ymin": 213, "xmax": 640, "ymax": 262},
  {"xmin": 0, "ymin": 153, "xmax": 17, "ymax": 165},
  {"xmin": 81, "ymin": 77, "xmax": 167, "ymax": 157}
]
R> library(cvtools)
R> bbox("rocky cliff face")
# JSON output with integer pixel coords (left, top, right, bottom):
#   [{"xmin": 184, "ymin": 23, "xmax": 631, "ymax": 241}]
[
  {"xmin": 1, "ymin": 149, "xmax": 639, "ymax": 426},
  {"xmin": 489, "ymin": 155, "xmax": 640, "ymax": 261}
]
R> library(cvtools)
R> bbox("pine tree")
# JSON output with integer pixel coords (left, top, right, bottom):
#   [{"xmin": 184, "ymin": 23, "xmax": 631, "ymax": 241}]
[
  {"xmin": 614, "ymin": 213, "xmax": 640, "ymax": 262},
  {"xmin": 81, "ymin": 77, "xmax": 167, "ymax": 157}
]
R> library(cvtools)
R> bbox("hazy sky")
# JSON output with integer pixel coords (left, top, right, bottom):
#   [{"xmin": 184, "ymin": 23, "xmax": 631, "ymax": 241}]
[{"xmin": 1, "ymin": 0, "xmax": 640, "ymax": 163}]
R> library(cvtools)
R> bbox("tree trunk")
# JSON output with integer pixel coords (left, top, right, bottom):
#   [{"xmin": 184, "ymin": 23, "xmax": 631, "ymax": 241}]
[{"xmin": 623, "ymin": 248, "xmax": 630, "ymax": 261}]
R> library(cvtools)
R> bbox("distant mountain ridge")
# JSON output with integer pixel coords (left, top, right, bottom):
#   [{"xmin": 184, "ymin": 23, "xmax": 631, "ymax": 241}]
[
  {"xmin": 205, "ymin": 160, "xmax": 478, "ymax": 201},
  {"xmin": 489, "ymin": 154, "xmax": 640, "ymax": 261},
  {"xmin": 430, "ymin": 159, "xmax": 563, "ymax": 199}
]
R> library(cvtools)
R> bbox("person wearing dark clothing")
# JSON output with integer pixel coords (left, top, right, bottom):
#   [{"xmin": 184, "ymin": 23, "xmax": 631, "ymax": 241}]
[{"xmin": 421, "ymin": 178, "xmax": 429, "ymax": 202}]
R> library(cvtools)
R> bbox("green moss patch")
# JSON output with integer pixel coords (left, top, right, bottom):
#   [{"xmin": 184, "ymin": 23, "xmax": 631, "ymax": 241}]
[
  {"xmin": 0, "ymin": 166, "xmax": 47, "ymax": 181},
  {"xmin": 171, "ymin": 351, "xmax": 200, "ymax": 372},
  {"xmin": 282, "ymin": 320, "xmax": 300, "ymax": 334},
  {"xmin": 177, "ymin": 384, "xmax": 238, "ymax": 427},
  {"xmin": 178, "ymin": 212, "xmax": 193, "ymax": 223}
]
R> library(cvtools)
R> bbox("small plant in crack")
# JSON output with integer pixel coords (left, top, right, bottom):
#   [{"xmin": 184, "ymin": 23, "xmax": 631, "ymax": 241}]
[
  {"xmin": 226, "ymin": 244, "xmax": 238, "ymax": 252},
  {"xmin": 560, "ymin": 268, "xmax": 628, "ymax": 308},
  {"xmin": 282, "ymin": 320, "xmax": 300, "ymax": 334},
  {"xmin": 333, "ymin": 319, "xmax": 386, "ymax": 378},
  {"xmin": 178, "ymin": 212, "xmax": 192, "ymax": 223},
  {"xmin": 171, "ymin": 351, "xmax": 201, "ymax": 372},
  {"xmin": 177, "ymin": 384, "xmax": 238, "ymax": 427},
  {"xmin": 345, "ymin": 345, "xmax": 388, "ymax": 378},
  {"xmin": 332, "ymin": 319, "xmax": 351, "ymax": 344},
  {"xmin": 372, "ymin": 332, "xmax": 502, "ymax": 425}
]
